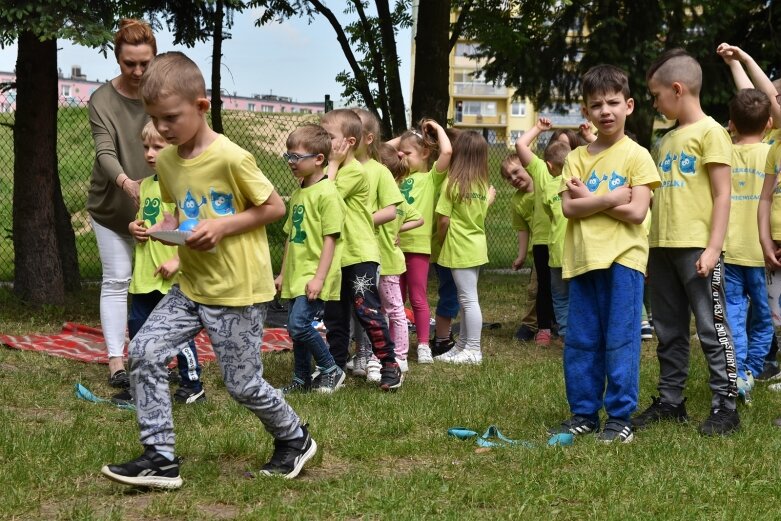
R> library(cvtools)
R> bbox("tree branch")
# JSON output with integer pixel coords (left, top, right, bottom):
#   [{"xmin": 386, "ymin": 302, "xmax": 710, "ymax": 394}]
[
  {"xmin": 352, "ymin": 0, "xmax": 391, "ymax": 136},
  {"xmin": 449, "ymin": 0, "xmax": 475, "ymax": 51}
]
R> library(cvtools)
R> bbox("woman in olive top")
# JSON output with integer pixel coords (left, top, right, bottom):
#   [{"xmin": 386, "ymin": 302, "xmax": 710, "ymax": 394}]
[{"xmin": 87, "ymin": 19, "xmax": 156, "ymax": 387}]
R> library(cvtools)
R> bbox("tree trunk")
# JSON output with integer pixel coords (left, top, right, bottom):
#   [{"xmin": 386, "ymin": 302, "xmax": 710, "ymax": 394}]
[
  {"xmin": 411, "ymin": 0, "xmax": 450, "ymax": 125},
  {"xmin": 13, "ymin": 33, "xmax": 65, "ymax": 305},
  {"xmin": 375, "ymin": 0, "xmax": 407, "ymax": 137},
  {"xmin": 211, "ymin": 0, "xmax": 224, "ymax": 134},
  {"xmin": 53, "ymin": 167, "xmax": 80, "ymax": 292}
]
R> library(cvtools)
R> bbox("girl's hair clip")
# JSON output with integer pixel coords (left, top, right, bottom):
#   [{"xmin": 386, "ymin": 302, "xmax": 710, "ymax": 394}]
[{"xmin": 409, "ymin": 129, "xmax": 424, "ymax": 139}]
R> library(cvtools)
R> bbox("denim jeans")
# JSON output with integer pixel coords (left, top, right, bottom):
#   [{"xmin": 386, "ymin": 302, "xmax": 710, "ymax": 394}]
[
  {"xmin": 550, "ymin": 267, "xmax": 569, "ymax": 339},
  {"xmin": 288, "ymin": 296, "xmax": 336, "ymax": 382}
]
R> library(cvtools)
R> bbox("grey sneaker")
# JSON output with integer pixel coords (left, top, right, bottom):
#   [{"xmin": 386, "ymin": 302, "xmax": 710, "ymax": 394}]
[
  {"xmin": 353, "ymin": 352, "xmax": 369, "ymax": 377},
  {"xmin": 312, "ymin": 367, "xmax": 345, "ymax": 394}
]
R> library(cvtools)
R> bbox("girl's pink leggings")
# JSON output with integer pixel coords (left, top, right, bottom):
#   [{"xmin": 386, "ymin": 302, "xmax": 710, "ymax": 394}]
[{"xmin": 399, "ymin": 252, "xmax": 431, "ymax": 344}]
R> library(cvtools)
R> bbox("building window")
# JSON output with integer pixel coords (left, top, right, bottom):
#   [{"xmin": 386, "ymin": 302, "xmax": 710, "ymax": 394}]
[
  {"xmin": 261, "ymin": 105, "xmax": 274, "ymax": 113},
  {"xmin": 61, "ymin": 85, "xmax": 71, "ymax": 97},
  {"xmin": 455, "ymin": 42, "xmax": 480, "ymax": 57},
  {"xmin": 462, "ymin": 101, "xmax": 496, "ymax": 117},
  {"xmin": 247, "ymin": 103, "xmax": 255, "ymax": 112},
  {"xmin": 511, "ymin": 102, "xmax": 526, "ymax": 117}
]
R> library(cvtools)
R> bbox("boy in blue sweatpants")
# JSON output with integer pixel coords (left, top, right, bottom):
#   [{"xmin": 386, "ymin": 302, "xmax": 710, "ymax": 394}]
[{"xmin": 549, "ymin": 64, "xmax": 660, "ymax": 443}]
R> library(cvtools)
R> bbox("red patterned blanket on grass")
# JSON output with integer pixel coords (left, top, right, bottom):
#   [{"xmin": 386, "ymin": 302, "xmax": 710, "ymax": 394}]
[{"xmin": 0, "ymin": 322, "xmax": 292, "ymax": 364}]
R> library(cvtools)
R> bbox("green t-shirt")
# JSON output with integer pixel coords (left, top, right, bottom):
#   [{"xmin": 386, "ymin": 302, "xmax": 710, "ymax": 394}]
[
  {"xmin": 527, "ymin": 155, "xmax": 553, "ymax": 245},
  {"xmin": 334, "ymin": 158, "xmax": 380, "ymax": 266},
  {"xmin": 379, "ymin": 201, "xmax": 422, "ymax": 276},
  {"xmin": 398, "ymin": 165, "xmax": 448, "ymax": 254},
  {"xmin": 282, "ymin": 179, "xmax": 344, "ymax": 301},
  {"xmin": 364, "ymin": 159, "xmax": 403, "ymax": 213},
  {"xmin": 435, "ymin": 179, "xmax": 489, "ymax": 268},
  {"xmin": 542, "ymin": 177, "xmax": 566, "ymax": 268},
  {"xmin": 129, "ymin": 175, "xmax": 179, "ymax": 295},
  {"xmin": 510, "ymin": 189, "xmax": 535, "ymax": 256}
]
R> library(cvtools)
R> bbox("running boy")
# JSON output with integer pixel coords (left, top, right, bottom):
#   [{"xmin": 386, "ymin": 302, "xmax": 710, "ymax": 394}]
[
  {"xmin": 275, "ymin": 124, "xmax": 346, "ymax": 394},
  {"xmin": 549, "ymin": 64, "xmax": 659, "ymax": 443},
  {"xmin": 633, "ymin": 49, "xmax": 738, "ymax": 436},
  {"xmin": 101, "ymin": 52, "xmax": 316, "ymax": 488}
]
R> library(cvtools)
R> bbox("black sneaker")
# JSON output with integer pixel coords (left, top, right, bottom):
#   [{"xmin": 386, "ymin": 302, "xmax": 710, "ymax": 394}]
[
  {"xmin": 259, "ymin": 424, "xmax": 317, "ymax": 479},
  {"xmin": 632, "ymin": 396, "xmax": 688, "ymax": 429},
  {"xmin": 547, "ymin": 414, "xmax": 599, "ymax": 436},
  {"xmin": 699, "ymin": 404, "xmax": 740, "ymax": 436},
  {"xmin": 597, "ymin": 419, "xmax": 634, "ymax": 443},
  {"xmin": 101, "ymin": 448, "xmax": 183, "ymax": 489},
  {"xmin": 173, "ymin": 386, "xmax": 206, "ymax": 404},
  {"xmin": 379, "ymin": 362, "xmax": 403, "ymax": 391},
  {"xmin": 281, "ymin": 379, "xmax": 311, "ymax": 395},
  {"xmin": 514, "ymin": 324, "xmax": 537, "ymax": 341},
  {"xmin": 108, "ymin": 369, "xmax": 130, "ymax": 389},
  {"xmin": 111, "ymin": 389, "xmax": 134, "ymax": 406},
  {"xmin": 431, "ymin": 334, "xmax": 456, "ymax": 356},
  {"xmin": 756, "ymin": 362, "xmax": 781, "ymax": 382},
  {"xmin": 312, "ymin": 367, "xmax": 345, "ymax": 394},
  {"xmin": 167, "ymin": 367, "xmax": 181, "ymax": 384}
]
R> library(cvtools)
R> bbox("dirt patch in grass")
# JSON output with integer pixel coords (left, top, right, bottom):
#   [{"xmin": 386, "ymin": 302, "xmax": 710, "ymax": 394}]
[
  {"xmin": 2, "ymin": 405, "xmax": 72, "ymax": 424},
  {"xmin": 197, "ymin": 502, "xmax": 241, "ymax": 520}
]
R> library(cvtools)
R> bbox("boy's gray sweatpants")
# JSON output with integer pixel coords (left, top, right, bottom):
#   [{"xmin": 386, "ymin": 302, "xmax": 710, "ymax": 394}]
[
  {"xmin": 129, "ymin": 285, "xmax": 301, "ymax": 454},
  {"xmin": 648, "ymin": 248, "xmax": 738, "ymax": 409}
]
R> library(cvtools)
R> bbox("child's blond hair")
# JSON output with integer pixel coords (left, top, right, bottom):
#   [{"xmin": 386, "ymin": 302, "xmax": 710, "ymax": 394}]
[
  {"xmin": 320, "ymin": 109, "xmax": 363, "ymax": 150},
  {"xmin": 646, "ymin": 48, "xmax": 702, "ymax": 95},
  {"xmin": 352, "ymin": 108, "xmax": 381, "ymax": 161},
  {"xmin": 398, "ymin": 118, "xmax": 442, "ymax": 170},
  {"xmin": 140, "ymin": 51, "xmax": 206, "ymax": 105},
  {"xmin": 379, "ymin": 142, "xmax": 409, "ymax": 182},
  {"xmin": 141, "ymin": 120, "xmax": 163, "ymax": 142},
  {"xmin": 448, "ymin": 131, "xmax": 488, "ymax": 203},
  {"xmin": 287, "ymin": 124, "xmax": 331, "ymax": 159}
]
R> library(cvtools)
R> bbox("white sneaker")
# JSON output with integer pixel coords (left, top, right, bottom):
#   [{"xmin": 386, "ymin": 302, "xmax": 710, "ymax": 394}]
[
  {"xmin": 345, "ymin": 355, "xmax": 355, "ymax": 371},
  {"xmin": 417, "ymin": 344, "xmax": 433, "ymax": 364},
  {"xmin": 769, "ymin": 382, "xmax": 781, "ymax": 392},
  {"xmin": 441, "ymin": 349, "xmax": 482, "ymax": 365},
  {"xmin": 353, "ymin": 353, "xmax": 369, "ymax": 377},
  {"xmin": 435, "ymin": 346, "xmax": 463, "ymax": 362},
  {"xmin": 366, "ymin": 359, "xmax": 381, "ymax": 383},
  {"xmin": 397, "ymin": 358, "xmax": 409, "ymax": 373}
]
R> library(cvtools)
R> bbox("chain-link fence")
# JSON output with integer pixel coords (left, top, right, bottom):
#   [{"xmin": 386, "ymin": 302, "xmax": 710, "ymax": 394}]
[{"xmin": 0, "ymin": 99, "xmax": 526, "ymax": 282}]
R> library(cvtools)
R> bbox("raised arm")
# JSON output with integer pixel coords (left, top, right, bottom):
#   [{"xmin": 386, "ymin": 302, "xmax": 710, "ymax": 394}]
[
  {"xmin": 422, "ymin": 120, "xmax": 452, "ymax": 172},
  {"xmin": 515, "ymin": 117, "xmax": 552, "ymax": 167},
  {"xmin": 717, "ymin": 43, "xmax": 781, "ymax": 128}
]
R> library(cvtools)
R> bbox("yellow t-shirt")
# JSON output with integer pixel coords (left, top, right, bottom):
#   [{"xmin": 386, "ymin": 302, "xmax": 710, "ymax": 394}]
[
  {"xmin": 763, "ymin": 128, "xmax": 781, "ymax": 145},
  {"xmin": 527, "ymin": 155, "xmax": 553, "ymax": 245},
  {"xmin": 281, "ymin": 179, "xmax": 344, "ymax": 301},
  {"xmin": 542, "ymin": 178, "xmax": 566, "ymax": 268},
  {"xmin": 766, "ymin": 141, "xmax": 781, "ymax": 240},
  {"xmin": 130, "ymin": 175, "xmax": 178, "ymax": 295},
  {"xmin": 559, "ymin": 136, "xmax": 660, "ymax": 279},
  {"xmin": 157, "ymin": 134, "xmax": 276, "ymax": 306},
  {"xmin": 378, "ymin": 201, "xmax": 422, "ymax": 276},
  {"xmin": 398, "ymin": 165, "xmax": 448, "ymax": 254},
  {"xmin": 334, "ymin": 158, "xmax": 380, "ymax": 266},
  {"xmin": 724, "ymin": 142, "xmax": 770, "ymax": 267},
  {"xmin": 435, "ymin": 179, "xmax": 489, "ymax": 269},
  {"xmin": 649, "ymin": 117, "xmax": 732, "ymax": 248},
  {"xmin": 510, "ymin": 189, "xmax": 534, "ymax": 256}
]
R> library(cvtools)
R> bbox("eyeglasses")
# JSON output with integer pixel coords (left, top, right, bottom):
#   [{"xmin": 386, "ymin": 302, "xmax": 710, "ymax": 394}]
[{"xmin": 282, "ymin": 152, "xmax": 318, "ymax": 164}]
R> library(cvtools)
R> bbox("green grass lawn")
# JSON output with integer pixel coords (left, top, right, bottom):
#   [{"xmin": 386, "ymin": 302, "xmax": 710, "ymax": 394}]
[{"xmin": 2, "ymin": 273, "xmax": 781, "ymax": 520}]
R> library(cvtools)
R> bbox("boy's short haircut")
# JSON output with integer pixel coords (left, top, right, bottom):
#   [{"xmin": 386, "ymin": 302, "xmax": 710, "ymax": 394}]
[
  {"xmin": 729, "ymin": 88, "xmax": 771, "ymax": 136},
  {"xmin": 287, "ymin": 123, "xmax": 332, "ymax": 159},
  {"xmin": 500, "ymin": 153, "xmax": 522, "ymax": 178},
  {"xmin": 582, "ymin": 64, "xmax": 631, "ymax": 101},
  {"xmin": 646, "ymin": 48, "xmax": 702, "ymax": 95},
  {"xmin": 320, "ymin": 109, "xmax": 363, "ymax": 149},
  {"xmin": 140, "ymin": 51, "xmax": 206, "ymax": 105},
  {"xmin": 141, "ymin": 120, "xmax": 163, "ymax": 142},
  {"xmin": 544, "ymin": 140, "xmax": 571, "ymax": 167}
]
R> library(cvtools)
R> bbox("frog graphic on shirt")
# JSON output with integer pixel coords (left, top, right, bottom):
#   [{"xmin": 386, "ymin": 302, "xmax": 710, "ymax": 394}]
[
  {"xmin": 608, "ymin": 171, "xmax": 627, "ymax": 191},
  {"xmin": 400, "ymin": 178, "xmax": 415, "ymax": 204},
  {"xmin": 178, "ymin": 190, "xmax": 207, "ymax": 231},
  {"xmin": 143, "ymin": 197, "xmax": 161, "ymax": 225},
  {"xmin": 210, "ymin": 188, "xmax": 235, "ymax": 216},
  {"xmin": 290, "ymin": 204, "xmax": 307, "ymax": 244},
  {"xmin": 678, "ymin": 151, "xmax": 696, "ymax": 175}
]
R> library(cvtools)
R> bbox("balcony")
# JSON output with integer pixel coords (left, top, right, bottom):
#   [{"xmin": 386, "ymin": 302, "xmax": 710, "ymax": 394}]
[
  {"xmin": 453, "ymin": 82, "xmax": 508, "ymax": 97},
  {"xmin": 454, "ymin": 112, "xmax": 508, "ymax": 127}
]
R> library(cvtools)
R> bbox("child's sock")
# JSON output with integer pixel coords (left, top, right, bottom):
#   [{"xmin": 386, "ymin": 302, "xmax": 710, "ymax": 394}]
[
  {"xmin": 280, "ymin": 427, "xmax": 304, "ymax": 441},
  {"xmin": 156, "ymin": 450, "xmax": 175, "ymax": 461}
]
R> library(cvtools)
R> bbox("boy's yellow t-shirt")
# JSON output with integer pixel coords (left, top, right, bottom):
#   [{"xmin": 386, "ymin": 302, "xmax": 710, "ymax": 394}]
[
  {"xmin": 157, "ymin": 134, "xmax": 276, "ymax": 306},
  {"xmin": 281, "ymin": 179, "xmax": 344, "ymax": 301},
  {"xmin": 649, "ymin": 116, "xmax": 733, "ymax": 248},
  {"xmin": 724, "ymin": 142, "xmax": 770, "ymax": 267},
  {"xmin": 542, "ymin": 178, "xmax": 566, "ymax": 268},
  {"xmin": 130, "ymin": 175, "xmax": 178, "ymax": 295},
  {"xmin": 510, "ymin": 189, "xmax": 534, "ymax": 256},
  {"xmin": 763, "ymin": 128, "xmax": 781, "ymax": 145},
  {"xmin": 398, "ymin": 164, "xmax": 448, "ymax": 255},
  {"xmin": 378, "ymin": 201, "xmax": 422, "ymax": 276},
  {"xmin": 333, "ymin": 158, "xmax": 380, "ymax": 266},
  {"xmin": 559, "ymin": 136, "xmax": 660, "ymax": 279},
  {"xmin": 526, "ymin": 155, "xmax": 553, "ymax": 246},
  {"xmin": 765, "ymin": 141, "xmax": 781, "ymax": 240},
  {"xmin": 435, "ymin": 179, "xmax": 489, "ymax": 269}
]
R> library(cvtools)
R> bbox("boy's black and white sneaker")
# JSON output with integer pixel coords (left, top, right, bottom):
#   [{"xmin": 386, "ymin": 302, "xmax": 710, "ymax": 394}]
[
  {"xmin": 547, "ymin": 415, "xmax": 599, "ymax": 436},
  {"xmin": 259, "ymin": 424, "xmax": 317, "ymax": 479},
  {"xmin": 632, "ymin": 396, "xmax": 688, "ymax": 429},
  {"xmin": 756, "ymin": 361, "xmax": 781, "ymax": 382},
  {"xmin": 431, "ymin": 334, "xmax": 456, "ymax": 356},
  {"xmin": 173, "ymin": 386, "xmax": 206, "ymax": 404},
  {"xmin": 281, "ymin": 378, "xmax": 311, "ymax": 395},
  {"xmin": 101, "ymin": 448, "xmax": 183, "ymax": 489},
  {"xmin": 699, "ymin": 403, "xmax": 740, "ymax": 436},
  {"xmin": 597, "ymin": 419, "xmax": 634, "ymax": 443},
  {"xmin": 110, "ymin": 389, "xmax": 134, "ymax": 406},
  {"xmin": 108, "ymin": 369, "xmax": 130, "ymax": 389},
  {"xmin": 312, "ymin": 367, "xmax": 345, "ymax": 394},
  {"xmin": 379, "ymin": 362, "xmax": 403, "ymax": 391}
]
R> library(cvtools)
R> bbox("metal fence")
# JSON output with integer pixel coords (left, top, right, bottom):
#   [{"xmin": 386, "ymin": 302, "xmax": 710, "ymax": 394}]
[{"xmin": 0, "ymin": 99, "xmax": 525, "ymax": 282}]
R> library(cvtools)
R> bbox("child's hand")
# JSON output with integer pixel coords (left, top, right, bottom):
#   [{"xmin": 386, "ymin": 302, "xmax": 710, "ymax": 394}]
[
  {"xmin": 329, "ymin": 138, "xmax": 350, "ymax": 168},
  {"xmin": 147, "ymin": 212, "xmax": 178, "ymax": 233},
  {"xmin": 487, "ymin": 185, "xmax": 497, "ymax": 206},
  {"xmin": 154, "ymin": 257, "xmax": 180, "ymax": 279},
  {"xmin": 716, "ymin": 43, "xmax": 746, "ymax": 64},
  {"xmin": 608, "ymin": 185, "xmax": 632, "ymax": 207},
  {"xmin": 128, "ymin": 219, "xmax": 149, "ymax": 242},
  {"xmin": 565, "ymin": 177, "xmax": 591, "ymax": 199},
  {"xmin": 421, "ymin": 119, "xmax": 441, "ymax": 137},
  {"xmin": 536, "ymin": 117, "xmax": 553, "ymax": 131},
  {"xmin": 579, "ymin": 123, "xmax": 596, "ymax": 142},
  {"xmin": 186, "ymin": 219, "xmax": 226, "ymax": 251},
  {"xmin": 394, "ymin": 234, "xmax": 401, "ymax": 247},
  {"xmin": 305, "ymin": 277, "xmax": 324, "ymax": 301},
  {"xmin": 274, "ymin": 274, "xmax": 283, "ymax": 293},
  {"xmin": 512, "ymin": 255, "xmax": 526, "ymax": 271},
  {"xmin": 695, "ymin": 247, "xmax": 721, "ymax": 278}
]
